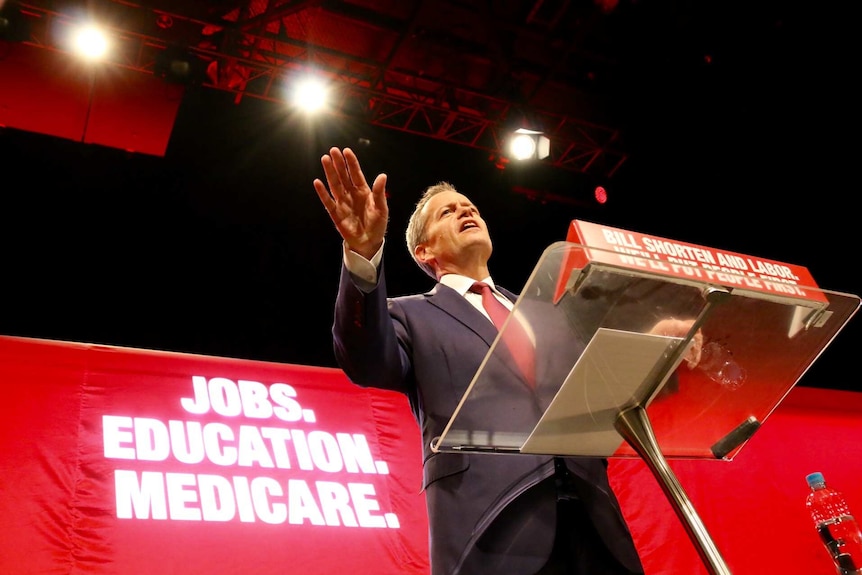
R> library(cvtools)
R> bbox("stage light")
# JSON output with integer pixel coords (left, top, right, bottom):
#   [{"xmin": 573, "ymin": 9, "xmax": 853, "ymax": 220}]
[
  {"xmin": 0, "ymin": 2, "xmax": 30, "ymax": 42},
  {"xmin": 155, "ymin": 46, "xmax": 204, "ymax": 85},
  {"xmin": 595, "ymin": 185, "xmax": 608, "ymax": 204},
  {"xmin": 70, "ymin": 24, "xmax": 110, "ymax": 61},
  {"xmin": 508, "ymin": 128, "xmax": 550, "ymax": 161},
  {"xmin": 291, "ymin": 76, "xmax": 329, "ymax": 113}
]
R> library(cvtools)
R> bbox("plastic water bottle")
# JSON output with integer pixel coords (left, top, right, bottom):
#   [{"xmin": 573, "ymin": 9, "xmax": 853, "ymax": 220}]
[{"xmin": 806, "ymin": 472, "xmax": 862, "ymax": 574}]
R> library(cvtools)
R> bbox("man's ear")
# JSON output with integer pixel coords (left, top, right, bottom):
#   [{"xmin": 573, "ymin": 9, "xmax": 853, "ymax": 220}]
[{"xmin": 415, "ymin": 244, "xmax": 432, "ymax": 265}]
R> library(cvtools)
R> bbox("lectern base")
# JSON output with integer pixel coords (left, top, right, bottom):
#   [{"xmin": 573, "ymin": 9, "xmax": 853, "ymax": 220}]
[{"xmin": 615, "ymin": 406, "xmax": 732, "ymax": 575}]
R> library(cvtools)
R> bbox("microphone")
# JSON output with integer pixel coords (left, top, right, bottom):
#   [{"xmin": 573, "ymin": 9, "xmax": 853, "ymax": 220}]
[{"xmin": 710, "ymin": 416, "xmax": 760, "ymax": 459}]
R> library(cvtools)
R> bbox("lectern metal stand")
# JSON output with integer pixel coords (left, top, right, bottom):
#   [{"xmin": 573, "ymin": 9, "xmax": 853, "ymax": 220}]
[
  {"xmin": 432, "ymin": 241, "xmax": 860, "ymax": 575},
  {"xmin": 616, "ymin": 405, "xmax": 731, "ymax": 574}
]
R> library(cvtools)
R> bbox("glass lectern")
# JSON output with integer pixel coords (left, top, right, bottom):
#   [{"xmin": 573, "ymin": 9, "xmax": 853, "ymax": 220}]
[{"xmin": 431, "ymin": 240, "xmax": 860, "ymax": 575}]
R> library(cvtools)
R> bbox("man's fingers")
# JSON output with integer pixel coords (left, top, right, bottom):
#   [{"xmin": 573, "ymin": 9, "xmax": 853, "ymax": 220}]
[
  {"xmin": 343, "ymin": 148, "xmax": 369, "ymax": 190},
  {"xmin": 330, "ymin": 147, "xmax": 355, "ymax": 191},
  {"xmin": 313, "ymin": 178, "xmax": 336, "ymax": 213},
  {"xmin": 371, "ymin": 173, "xmax": 388, "ymax": 207},
  {"xmin": 319, "ymin": 153, "xmax": 345, "ymax": 203},
  {"xmin": 316, "ymin": 147, "xmax": 383, "ymax": 222}
]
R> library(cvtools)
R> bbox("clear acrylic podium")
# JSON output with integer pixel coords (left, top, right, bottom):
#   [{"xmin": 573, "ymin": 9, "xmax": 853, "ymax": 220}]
[{"xmin": 431, "ymin": 241, "xmax": 861, "ymax": 575}]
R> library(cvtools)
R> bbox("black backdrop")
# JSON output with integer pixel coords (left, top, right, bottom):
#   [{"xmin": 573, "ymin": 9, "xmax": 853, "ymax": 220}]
[{"xmin": 2, "ymin": 8, "xmax": 858, "ymax": 394}]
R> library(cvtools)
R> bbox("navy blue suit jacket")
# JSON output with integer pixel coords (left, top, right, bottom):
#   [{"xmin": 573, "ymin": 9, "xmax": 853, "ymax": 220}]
[{"xmin": 332, "ymin": 260, "xmax": 643, "ymax": 575}]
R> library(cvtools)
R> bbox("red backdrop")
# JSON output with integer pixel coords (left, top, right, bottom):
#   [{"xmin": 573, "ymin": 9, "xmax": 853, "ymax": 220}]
[
  {"xmin": 0, "ymin": 43, "xmax": 183, "ymax": 156},
  {"xmin": 1, "ymin": 334, "xmax": 859, "ymax": 574}
]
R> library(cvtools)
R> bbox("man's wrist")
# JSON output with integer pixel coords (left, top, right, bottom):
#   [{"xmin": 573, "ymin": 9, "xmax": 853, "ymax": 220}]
[{"xmin": 343, "ymin": 240, "xmax": 384, "ymax": 289}]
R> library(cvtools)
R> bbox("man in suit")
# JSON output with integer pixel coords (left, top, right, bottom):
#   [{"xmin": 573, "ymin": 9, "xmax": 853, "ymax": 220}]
[{"xmin": 313, "ymin": 146, "xmax": 645, "ymax": 575}]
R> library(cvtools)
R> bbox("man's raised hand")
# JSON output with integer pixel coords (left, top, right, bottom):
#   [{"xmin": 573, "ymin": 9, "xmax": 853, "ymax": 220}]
[{"xmin": 313, "ymin": 147, "xmax": 388, "ymax": 260}]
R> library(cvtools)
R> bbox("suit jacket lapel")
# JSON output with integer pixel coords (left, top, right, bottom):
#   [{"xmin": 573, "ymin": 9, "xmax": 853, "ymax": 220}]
[
  {"xmin": 427, "ymin": 282, "xmax": 536, "ymax": 389},
  {"xmin": 425, "ymin": 283, "xmax": 499, "ymax": 346},
  {"xmin": 425, "ymin": 282, "xmax": 526, "ymax": 375}
]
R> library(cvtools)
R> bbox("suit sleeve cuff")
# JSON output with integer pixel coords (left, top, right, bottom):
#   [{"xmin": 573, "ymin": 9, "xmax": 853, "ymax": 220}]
[{"xmin": 343, "ymin": 240, "xmax": 384, "ymax": 292}]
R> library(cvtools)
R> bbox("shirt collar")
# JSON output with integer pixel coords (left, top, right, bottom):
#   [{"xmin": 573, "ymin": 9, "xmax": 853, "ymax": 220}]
[{"xmin": 440, "ymin": 274, "xmax": 496, "ymax": 296}]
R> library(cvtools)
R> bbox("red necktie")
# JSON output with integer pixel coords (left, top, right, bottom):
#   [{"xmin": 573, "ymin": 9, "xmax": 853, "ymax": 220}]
[{"xmin": 470, "ymin": 282, "xmax": 536, "ymax": 387}]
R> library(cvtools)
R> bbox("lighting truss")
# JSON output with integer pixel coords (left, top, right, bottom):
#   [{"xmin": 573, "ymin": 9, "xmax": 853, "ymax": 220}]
[{"xmin": 12, "ymin": 0, "xmax": 628, "ymax": 177}]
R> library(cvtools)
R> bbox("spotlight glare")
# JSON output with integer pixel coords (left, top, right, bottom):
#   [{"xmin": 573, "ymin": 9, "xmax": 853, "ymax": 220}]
[
  {"xmin": 510, "ymin": 133, "xmax": 537, "ymax": 160},
  {"xmin": 71, "ymin": 24, "xmax": 109, "ymax": 60},
  {"xmin": 508, "ymin": 127, "xmax": 550, "ymax": 161},
  {"xmin": 292, "ymin": 77, "xmax": 328, "ymax": 113}
]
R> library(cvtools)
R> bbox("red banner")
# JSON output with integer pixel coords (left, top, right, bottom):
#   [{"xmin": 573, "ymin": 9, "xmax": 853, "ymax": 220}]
[
  {"xmin": 0, "ymin": 336, "xmax": 429, "ymax": 574},
  {"xmin": 2, "ymin": 335, "xmax": 861, "ymax": 574}
]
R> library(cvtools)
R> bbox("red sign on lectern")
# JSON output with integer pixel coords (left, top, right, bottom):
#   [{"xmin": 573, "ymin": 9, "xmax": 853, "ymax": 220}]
[{"xmin": 557, "ymin": 220, "xmax": 828, "ymax": 305}]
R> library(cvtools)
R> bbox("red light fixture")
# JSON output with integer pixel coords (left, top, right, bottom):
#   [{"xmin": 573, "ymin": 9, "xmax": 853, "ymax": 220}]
[{"xmin": 594, "ymin": 186, "xmax": 608, "ymax": 204}]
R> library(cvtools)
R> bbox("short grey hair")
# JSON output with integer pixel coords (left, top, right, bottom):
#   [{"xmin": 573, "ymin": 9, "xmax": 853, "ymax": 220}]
[{"xmin": 405, "ymin": 181, "xmax": 458, "ymax": 279}]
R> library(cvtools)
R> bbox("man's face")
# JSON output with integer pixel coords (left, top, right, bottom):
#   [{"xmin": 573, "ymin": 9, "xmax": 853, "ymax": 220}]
[{"xmin": 416, "ymin": 190, "xmax": 492, "ymax": 274}]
